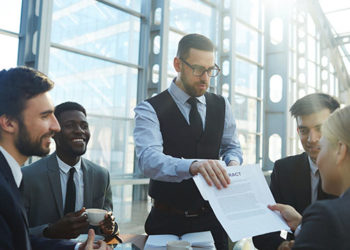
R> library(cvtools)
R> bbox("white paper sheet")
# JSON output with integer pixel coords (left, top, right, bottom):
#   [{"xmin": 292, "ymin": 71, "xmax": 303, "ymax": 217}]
[{"xmin": 193, "ymin": 164, "xmax": 290, "ymax": 243}]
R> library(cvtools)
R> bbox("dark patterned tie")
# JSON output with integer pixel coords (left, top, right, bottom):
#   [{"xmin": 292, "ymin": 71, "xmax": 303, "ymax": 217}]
[
  {"xmin": 187, "ymin": 97, "xmax": 203, "ymax": 141},
  {"xmin": 317, "ymin": 170, "xmax": 326, "ymax": 200},
  {"xmin": 64, "ymin": 167, "xmax": 76, "ymax": 214}
]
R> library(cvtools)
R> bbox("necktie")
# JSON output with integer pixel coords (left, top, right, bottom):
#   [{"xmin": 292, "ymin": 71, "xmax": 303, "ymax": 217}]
[
  {"xmin": 187, "ymin": 97, "xmax": 203, "ymax": 141},
  {"xmin": 316, "ymin": 170, "xmax": 326, "ymax": 200},
  {"xmin": 64, "ymin": 167, "xmax": 76, "ymax": 214}
]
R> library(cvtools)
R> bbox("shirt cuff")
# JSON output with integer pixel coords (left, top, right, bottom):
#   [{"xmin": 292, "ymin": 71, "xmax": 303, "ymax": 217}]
[
  {"xmin": 294, "ymin": 224, "xmax": 302, "ymax": 237},
  {"xmin": 178, "ymin": 159, "xmax": 198, "ymax": 179},
  {"xmin": 224, "ymin": 156, "xmax": 241, "ymax": 166},
  {"xmin": 74, "ymin": 243, "xmax": 81, "ymax": 250}
]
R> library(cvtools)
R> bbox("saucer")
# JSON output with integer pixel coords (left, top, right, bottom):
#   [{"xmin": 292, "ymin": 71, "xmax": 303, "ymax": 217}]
[{"xmin": 73, "ymin": 234, "xmax": 105, "ymax": 243}]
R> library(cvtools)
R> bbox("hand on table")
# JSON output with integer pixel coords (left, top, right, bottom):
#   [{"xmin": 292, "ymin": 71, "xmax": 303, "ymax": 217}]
[
  {"xmin": 189, "ymin": 160, "xmax": 230, "ymax": 189},
  {"xmin": 277, "ymin": 240, "xmax": 295, "ymax": 250},
  {"xmin": 99, "ymin": 211, "xmax": 117, "ymax": 235},
  {"xmin": 268, "ymin": 204, "xmax": 302, "ymax": 231},
  {"xmin": 79, "ymin": 229, "xmax": 112, "ymax": 250},
  {"xmin": 44, "ymin": 207, "xmax": 89, "ymax": 239}
]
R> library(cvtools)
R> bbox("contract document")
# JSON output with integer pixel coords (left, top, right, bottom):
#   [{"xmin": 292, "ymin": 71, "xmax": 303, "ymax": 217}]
[{"xmin": 193, "ymin": 164, "xmax": 290, "ymax": 242}]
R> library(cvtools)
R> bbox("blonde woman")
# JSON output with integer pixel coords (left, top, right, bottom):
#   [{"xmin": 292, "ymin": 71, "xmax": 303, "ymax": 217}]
[{"xmin": 269, "ymin": 105, "xmax": 350, "ymax": 250}]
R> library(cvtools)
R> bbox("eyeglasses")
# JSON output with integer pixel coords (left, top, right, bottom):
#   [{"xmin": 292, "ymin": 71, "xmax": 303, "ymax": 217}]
[{"xmin": 179, "ymin": 58, "xmax": 221, "ymax": 77}]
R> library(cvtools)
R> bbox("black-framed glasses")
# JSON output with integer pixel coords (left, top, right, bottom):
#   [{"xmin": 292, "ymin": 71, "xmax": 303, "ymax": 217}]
[{"xmin": 179, "ymin": 58, "xmax": 221, "ymax": 77}]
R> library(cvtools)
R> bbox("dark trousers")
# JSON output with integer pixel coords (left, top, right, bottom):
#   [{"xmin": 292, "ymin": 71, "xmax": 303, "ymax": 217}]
[{"xmin": 145, "ymin": 207, "xmax": 228, "ymax": 250}]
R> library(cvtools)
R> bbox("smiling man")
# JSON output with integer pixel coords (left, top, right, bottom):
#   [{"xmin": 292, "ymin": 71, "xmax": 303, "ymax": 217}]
[
  {"xmin": 22, "ymin": 102, "xmax": 118, "ymax": 239},
  {"xmin": 0, "ymin": 67, "xmax": 109, "ymax": 249},
  {"xmin": 253, "ymin": 93, "xmax": 339, "ymax": 250},
  {"xmin": 134, "ymin": 33, "xmax": 242, "ymax": 250}
]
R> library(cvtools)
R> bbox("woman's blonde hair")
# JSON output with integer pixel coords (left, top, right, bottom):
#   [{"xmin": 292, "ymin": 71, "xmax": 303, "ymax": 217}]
[{"xmin": 322, "ymin": 105, "xmax": 350, "ymax": 147}]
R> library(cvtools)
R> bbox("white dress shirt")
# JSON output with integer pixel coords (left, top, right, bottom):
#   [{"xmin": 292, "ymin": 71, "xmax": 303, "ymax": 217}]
[{"xmin": 56, "ymin": 155, "xmax": 84, "ymax": 212}]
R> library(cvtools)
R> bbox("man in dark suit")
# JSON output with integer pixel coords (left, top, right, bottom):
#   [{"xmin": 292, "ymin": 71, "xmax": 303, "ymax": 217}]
[
  {"xmin": 22, "ymin": 101, "xmax": 118, "ymax": 239},
  {"xmin": 253, "ymin": 93, "xmax": 339, "ymax": 250},
  {"xmin": 0, "ymin": 67, "xmax": 109, "ymax": 249}
]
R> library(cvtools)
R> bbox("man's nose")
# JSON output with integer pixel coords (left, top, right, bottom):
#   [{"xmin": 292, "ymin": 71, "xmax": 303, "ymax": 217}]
[
  {"xmin": 200, "ymin": 71, "xmax": 210, "ymax": 82},
  {"xmin": 73, "ymin": 125, "xmax": 84, "ymax": 134},
  {"xmin": 51, "ymin": 115, "xmax": 61, "ymax": 133},
  {"xmin": 308, "ymin": 129, "xmax": 320, "ymax": 143}
]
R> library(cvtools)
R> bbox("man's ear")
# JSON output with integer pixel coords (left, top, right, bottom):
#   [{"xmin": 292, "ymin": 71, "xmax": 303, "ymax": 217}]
[
  {"xmin": 336, "ymin": 141, "xmax": 348, "ymax": 165},
  {"xmin": 174, "ymin": 57, "xmax": 181, "ymax": 72},
  {"xmin": 0, "ymin": 115, "xmax": 17, "ymax": 134}
]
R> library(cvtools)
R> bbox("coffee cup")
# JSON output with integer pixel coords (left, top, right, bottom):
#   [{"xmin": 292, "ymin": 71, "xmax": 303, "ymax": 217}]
[
  {"xmin": 167, "ymin": 240, "xmax": 192, "ymax": 250},
  {"xmin": 85, "ymin": 208, "xmax": 107, "ymax": 226}
]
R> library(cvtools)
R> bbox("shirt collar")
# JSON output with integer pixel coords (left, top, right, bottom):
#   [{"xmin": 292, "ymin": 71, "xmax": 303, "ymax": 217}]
[
  {"xmin": 56, "ymin": 155, "xmax": 82, "ymax": 174},
  {"xmin": 168, "ymin": 78, "xmax": 206, "ymax": 105},
  {"xmin": 0, "ymin": 146, "xmax": 22, "ymax": 187},
  {"xmin": 308, "ymin": 156, "xmax": 318, "ymax": 175}
]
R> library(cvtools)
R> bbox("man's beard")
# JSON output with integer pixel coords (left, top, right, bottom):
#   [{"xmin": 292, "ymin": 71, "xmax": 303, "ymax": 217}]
[
  {"xmin": 15, "ymin": 119, "xmax": 52, "ymax": 157},
  {"xmin": 180, "ymin": 69, "xmax": 208, "ymax": 97}
]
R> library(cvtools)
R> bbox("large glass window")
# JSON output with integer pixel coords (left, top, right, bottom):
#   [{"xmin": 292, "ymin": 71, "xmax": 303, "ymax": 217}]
[
  {"xmin": 0, "ymin": 0, "xmax": 21, "ymax": 69},
  {"xmin": 48, "ymin": 0, "xmax": 142, "ymax": 233}
]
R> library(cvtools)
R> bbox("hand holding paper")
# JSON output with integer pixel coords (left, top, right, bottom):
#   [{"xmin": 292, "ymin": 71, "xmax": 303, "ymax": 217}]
[
  {"xmin": 193, "ymin": 164, "xmax": 290, "ymax": 242},
  {"xmin": 189, "ymin": 160, "xmax": 230, "ymax": 189},
  {"xmin": 268, "ymin": 204, "xmax": 302, "ymax": 231}
]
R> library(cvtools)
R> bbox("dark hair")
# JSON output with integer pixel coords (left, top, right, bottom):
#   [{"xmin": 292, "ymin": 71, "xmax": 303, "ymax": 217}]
[
  {"xmin": 176, "ymin": 33, "xmax": 214, "ymax": 59},
  {"xmin": 290, "ymin": 93, "xmax": 340, "ymax": 117},
  {"xmin": 54, "ymin": 101, "xmax": 87, "ymax": 121},
  {"xmin": 0, "ymin": 67, "xmax": 54, "ymax": 119}
]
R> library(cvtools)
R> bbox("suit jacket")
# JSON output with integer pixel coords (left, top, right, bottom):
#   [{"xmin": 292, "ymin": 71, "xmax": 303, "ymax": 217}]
[
  {"xmin": 21, "ymin": 152, "xmax": 113, "ymax": 237},
  {"xmin": 253, "ymin": 152, "xmax": 336, "ymax": 250},
  {"xmin": 293, "ymin": 188, "xmax": 350, "ymax": 250},
  {"xmin": 0, "ymin": 151, "xmax": 75, "ymax": 250}
]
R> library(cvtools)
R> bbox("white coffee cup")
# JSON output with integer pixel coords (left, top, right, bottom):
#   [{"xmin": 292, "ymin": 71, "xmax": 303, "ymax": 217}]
[
  {"xmin": 167, "ymin": 240, "xmax": 192, "ymax": 250},
  {"xmin": 85, "ymin": 208, "xmax": 107, "ymax": 226}
]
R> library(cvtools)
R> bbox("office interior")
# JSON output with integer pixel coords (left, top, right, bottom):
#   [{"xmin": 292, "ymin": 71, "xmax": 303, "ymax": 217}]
[{"xmin": 1, "ymin": 0, "xmax": 350, "ymax": 238}]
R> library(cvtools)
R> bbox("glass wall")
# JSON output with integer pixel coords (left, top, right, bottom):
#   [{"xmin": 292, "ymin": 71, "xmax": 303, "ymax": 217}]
[
  {"xmin": 48, "ymin": 0, "xmax": 142, "ymax": 229},
  {"xmin": 287, "ymin": 7, "xmax": 340, "ymax": 156},
  {"xmin": 233, "ymin": 0, "xmax": 263, "ymax": 164},
  {"xmin": 0, "ymin": 0, "xmax": 21, "ymax": 69}
]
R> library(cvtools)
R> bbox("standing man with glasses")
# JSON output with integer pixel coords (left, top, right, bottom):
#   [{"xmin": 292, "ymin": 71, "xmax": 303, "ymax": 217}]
[{"xmin": 134, "ymin": 33, "xmax": 242, "ymax": 250}]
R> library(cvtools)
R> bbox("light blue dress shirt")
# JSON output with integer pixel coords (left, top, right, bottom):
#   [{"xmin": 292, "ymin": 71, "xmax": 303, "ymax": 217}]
[{"xmin": 134, "ymin": 80, "xmax": 243, "ymax": 182}]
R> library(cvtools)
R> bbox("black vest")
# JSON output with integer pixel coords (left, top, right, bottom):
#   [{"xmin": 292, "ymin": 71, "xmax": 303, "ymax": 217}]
[{"xmin": 147, "ymin": 90, "xmax": 225, "ymax": 210}]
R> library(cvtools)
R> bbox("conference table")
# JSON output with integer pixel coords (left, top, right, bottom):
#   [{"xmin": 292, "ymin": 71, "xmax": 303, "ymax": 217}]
[{"xmin": 106, "ymin": 234, "xmax": 147, "ymax": 249}]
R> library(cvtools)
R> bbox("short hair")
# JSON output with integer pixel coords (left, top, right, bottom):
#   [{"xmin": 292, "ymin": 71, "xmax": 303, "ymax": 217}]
[
  {"xmin": 0, "ymin": 67, "xmax": 54, "ymax": 119},
  {"xmin": 176, "ymin": 33, "xmax": 214, "ymax": 59},
  {"xmin": 290, "ymin": 93, "xmax": 340, "ymax": 118},
  {"xmin": 54, "ymin": 101, "xmax": 86, "ymax": 121},
  {"xmin": 322, "ymin": 105, "xmax": 350, "ymax": 148}
]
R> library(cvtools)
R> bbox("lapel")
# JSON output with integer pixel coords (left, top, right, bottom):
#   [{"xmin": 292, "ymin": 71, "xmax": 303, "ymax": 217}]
[
  {"xmin": 46, "ymin": 153, "xmax": 64, "ymax": 217},
  {"xmin": 82, "ymin": 158, "xmax": 93, "ymax": 208},
  {"xmin": 0, "ymin": 152, "xmax": 29, "ymax": 228},
  {"xmin": 294, "ymin": 152, "xmax": 312, "ymax": 213}
]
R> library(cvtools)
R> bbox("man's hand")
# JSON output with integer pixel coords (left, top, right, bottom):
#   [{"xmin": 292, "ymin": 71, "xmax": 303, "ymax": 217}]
[
  {"xmin": 189, "ymin": 160, "xmax": 230, "ymax": 189},
  {"xmin": 44, "ymin": 208, "xmax": 89, "ymax": 239},
  {"xmin": 268, "ymin": 204, "xmax": 302, "ymax": 231},
  {"xmin": 99, "ymin": 211, "xmax": 116, "ymax": 235},
  {"xmin": 79, "ymin": 229, "xmax": 112, "ymax": 250},
  {"xmin": 277, "ymin": 240, "xmax": 295, "ymax": 250}
]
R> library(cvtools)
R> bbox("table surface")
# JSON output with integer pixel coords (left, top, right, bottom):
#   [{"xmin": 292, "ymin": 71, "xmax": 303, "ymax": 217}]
[{"xmin": 106, "ymin": 234, "xmax": 147, "ymax": 249}]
